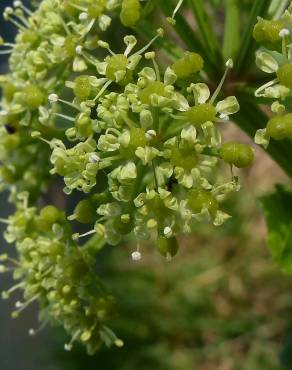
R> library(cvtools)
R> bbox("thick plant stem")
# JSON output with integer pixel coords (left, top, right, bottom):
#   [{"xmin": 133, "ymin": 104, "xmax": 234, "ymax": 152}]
[{"xmin": 223, "ymin": 0, "xmax": 240, "ymax": 60}]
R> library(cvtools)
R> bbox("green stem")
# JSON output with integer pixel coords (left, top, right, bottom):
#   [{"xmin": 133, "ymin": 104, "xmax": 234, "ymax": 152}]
[
  {"xmin": 158, "ymin": 0, "xmax": 203, "ymax": 51},
  {"xmin": 223, "ymin": 0, "xmax": 240, "ymax": 60},
  {"xmin": 152, "ymin": 160, "xmax": 159, "ymax": 190},
  {"xmin": 136, "ymin": 21, "xmax": 183, "ymax": 62}
]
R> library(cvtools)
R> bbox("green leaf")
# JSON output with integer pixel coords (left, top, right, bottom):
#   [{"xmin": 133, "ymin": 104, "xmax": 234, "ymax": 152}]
[
  {"xmin": 260, "ymin": 185, "xmax": 292, "ymax": 274},
  {"xmin": 235, "ymin": 0, "xmax": 272, "ymax": 73},
  {"xmin": 188, "ymin": 0, "xmax": 221, "ymax": 59},
  {"xmin": 223, "ymin": 0, "xmax": 240, "ymax": 60}
]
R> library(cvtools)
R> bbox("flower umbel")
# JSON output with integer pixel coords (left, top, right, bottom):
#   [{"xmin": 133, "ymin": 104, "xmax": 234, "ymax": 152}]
[{"xmin": 0, "ymin": 0, "xmax": 256, "ymax": 355}]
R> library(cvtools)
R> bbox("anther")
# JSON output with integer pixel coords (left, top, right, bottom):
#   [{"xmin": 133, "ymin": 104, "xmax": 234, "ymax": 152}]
[
  {"xmin": 79, "ymin": 12, "xmax": 88, "ymax": 21},
  {"xmin": 48, "ymin": 93, "xmax": 59, "ymax": 103},
  {"xmin": 75, "ymin": 45, "xmax": 83, "ymax": 55},
  {"xmin": 279, "ymin": 28, "xmax": 290, "ymax": 38},
  {"xmin": 146, "ymin": 130, "xmax": 157, "ymax": 141},
  {"xmin": 131, "ymin": 243, "xmax": 142, "ymax": 261},
  {"xmin": 131, "ymin": 251, "xmax": 141, "ymax": 261},
  {"xmin": 89, "ymin": 153, "xmax": 100, "ymax": 163},
  {"xmin": 163, "ymin": 226, "xmax": 173, "ymax": 238}
]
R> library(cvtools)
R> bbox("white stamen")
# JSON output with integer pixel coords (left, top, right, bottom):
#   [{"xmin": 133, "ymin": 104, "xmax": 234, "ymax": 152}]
[
  {"xmin": 131, "ymin": 251, "xmax": 142, "ymax": 261},
  {"xmin": 13, "ymin": 1, "xmax": 22, "ymax": 7},
  {"xmin": 0, "ymin": 265, "xmax": 7, "ymax": 273},
  {"xmin": 219, "ymin": 113, "xmax": 229, "ymax": 121},
  {"xmin": 4, "ymin": 7, "xmax": 14, "ymax": 15},
  {"xmin": 89, "ymin": 154, "xmax": 100, "ymax": 163},
  {"xmin": 145, "ymin": 130, "xmax": 157, "ymax": 141},
  {"xmin": 48, "ymin": 93, "xmax": 59, "ymax": 103},
  {"xmin": 166, "ymin": 252, "xmax": 172, "ymax": 262},
  {"xmin": 75, "ymin": 45, "xmax": 83, "ymax": 55},
  {"xmin": 225, "ymin": 58, "xmax": 234, "ymax": 69},
  {"xmin": 28, "ymin": 328, "xmax": 35, "ymax": 336},
  {"xmin": 15, "ymin": 301, "xmax": 23, "ymax": 308},
  {"xmin": 64, "ymin": 343, "xmax": 72, "ymax": 351},
  {"xmin": 163, "ymin": 226, "xmax": 173, "ymax": 238},
  {"xmin": 79, "ymin": 12, "xmax": 88, "ymax": 21},
  {"xmin": 279, "ymin": 28, "xmax": 290, "ymax": 38}
]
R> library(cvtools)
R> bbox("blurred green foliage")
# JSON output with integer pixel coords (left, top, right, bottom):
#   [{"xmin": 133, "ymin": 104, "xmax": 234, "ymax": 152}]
[{"xmin": 261, "ymin": 186, "xmax": 292, "ymax": 275}]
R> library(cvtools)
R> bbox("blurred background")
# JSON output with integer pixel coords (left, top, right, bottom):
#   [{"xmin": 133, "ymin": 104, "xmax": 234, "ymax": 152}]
[{"xmin": 1, "ymin": 1, "xmax": 292, "ymax": 370}]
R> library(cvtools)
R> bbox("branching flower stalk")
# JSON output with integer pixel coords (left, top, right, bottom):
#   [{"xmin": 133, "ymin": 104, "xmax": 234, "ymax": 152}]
[{"xmin": 3, "ymin": 0, "xmax": 286, "ymax": 355}]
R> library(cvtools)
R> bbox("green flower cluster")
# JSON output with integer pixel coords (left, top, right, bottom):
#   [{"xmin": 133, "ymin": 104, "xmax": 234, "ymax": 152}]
[
  {"xmin": 0, "ymin": 0, "xmax": 254, "ymax": 354},
  {"xmin": 0, "ymin": 192, "xmax": 120, "ymax": 354},
  {"xmin": 0, "ymin": 0, "xmax": 125, "ymax": 195},
  {"xmin": 42, "ymin": 50, "xmax": 249, "ymax": 251},
  {"xmin": 253, "ymin": 5, "xmax": 292, "ymax": 148}
]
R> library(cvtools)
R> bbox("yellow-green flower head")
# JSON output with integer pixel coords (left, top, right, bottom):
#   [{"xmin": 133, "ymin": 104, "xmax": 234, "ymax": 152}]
[
  {"xmin": 120, "ymin": 0, "xmax": 141, "ymax": 27},
  {"xmin": 1, "ymin": 192, "xmax": 119, "ymax": 355},
  {"xmin": 0, "ymin": 0, "xmax": 253, "ymax": 355},
  {"xmin": 253, "ymin": 17, "xmax": 285, "ymax": 43},
  {"xmin": 254, "ymin": 6, "xmax": 292, "ymax": 149}
]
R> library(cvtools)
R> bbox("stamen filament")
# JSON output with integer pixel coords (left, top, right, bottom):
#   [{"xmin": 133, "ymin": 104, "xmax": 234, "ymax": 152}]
[
  {"xmin": 54, "ymin": 113, "xmax": 75, "ymax": 122},
  {"xmin": 0, "ymin": 50, "xmax": 13, "ymax": 55},
  {"xmin": 58, "ymin": 98, "xmax": 80, "ymax": 111},
  {"xmin": 172, "ymin": 0, "xmax": 184, "ymax": 19},
  {"xmin": 8, "ymin": 282, "xmax": 25, "ymax": 294},
  {"xmin": 94, "ymin": 80, "xmax": 112, "ymax": 102},
  {"xmin": 0, "ymin": 218, "xmax": 10, "ymax": 224},
  {"xmin": 132, "ymin": 30, "xmax": 163, "ymax": 57},
  {"xmin": 255, "ymin": 78, "xmax": 278, "ymax": 97},
  {"xmin": 29, "ymin": 319, "xmax": 49, "ymax": 336},
  {"xmin": 152, "ymin": 160, "xmax": 159, "ymax": 190},
  {"xmin": 14, "ymin": 293, "xmax": 40, "ymax": 314},
  {"xmin": 210, "ymin": 59, "xmax": 233, "ymax": 104},
  {"xmin": 64, "ymin": 329, "xmax": 82, "ymax": 351},
  {"xmin": 152, "ymin": 59, "xmax": 161, "ymax": 82},
  {"xmin": 6, "ymin": 16, "xmax": 27, "ymax": 31},
  {"xmin": 18, "ymin": 3, "xmax": 33, "ymax": 16}
]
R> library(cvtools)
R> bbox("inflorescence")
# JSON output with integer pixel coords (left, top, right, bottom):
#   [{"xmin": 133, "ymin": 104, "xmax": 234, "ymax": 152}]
[
  {"xmin": 253, "ymin": 5, "xmax": 292, "ymax": 147},
  {"xmin": 0, "ymin": 0, "xmax": 255, "ymax": 354}
]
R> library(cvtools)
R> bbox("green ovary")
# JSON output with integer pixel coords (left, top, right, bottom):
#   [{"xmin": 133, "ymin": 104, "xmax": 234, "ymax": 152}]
[
  {"xmin": 171, "ymin": 52, "xmax": 204, "ymax": 78},
  {"xmin": 23, "ymin": 85, "xmax": 44, "ymax": 109},
  {"xmin": 220, "ymin": 142, "xmax": 254, "ymax": 168},
  {"xmin": 187, "ymin": 189, "xmax": 218, "ymax": 216},
  {"xmin": 139, "ymin": 81, "xmax": 166, "ymax": 105},
  {"xmin": 120, "ymin": 127, "xmax": 146, "ymax": 158},
  {"xmin": 253, "ymin": 19, "xmax": 285, "ymax": 43},
  {"xmin": 106, "ymin": 54, "xmax": 128, "ymax": 81},
  {"xmin": 185, "ymin": 103, "xmax": 216, "ymax": 126},
  {"xmin": 170, "ymin": 147, "xmax": 198, "ymax": 171}
]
